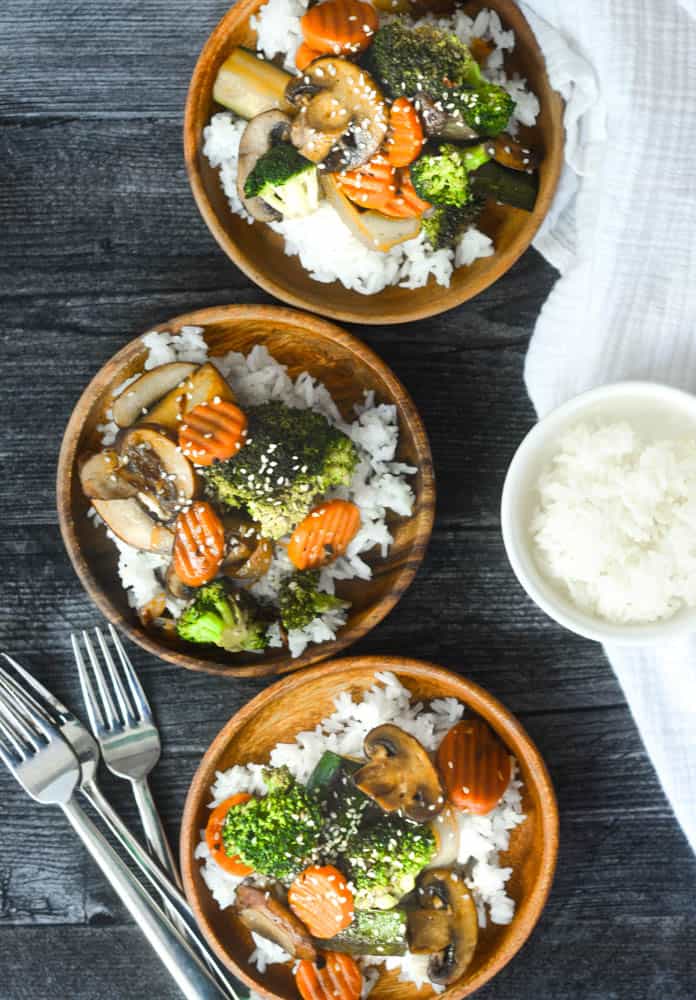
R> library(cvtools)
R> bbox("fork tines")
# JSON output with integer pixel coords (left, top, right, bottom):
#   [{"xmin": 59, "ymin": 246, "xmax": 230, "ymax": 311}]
[{"xmin": 71, "ymin": 626, "xmax": 152, "ymax": 737}]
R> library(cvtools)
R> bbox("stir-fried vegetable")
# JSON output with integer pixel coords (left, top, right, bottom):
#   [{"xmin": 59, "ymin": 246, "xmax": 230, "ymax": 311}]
[
  {"xmin": 202, "ymin": 402, "xmax": 358, "ymax": 541},
  {"xmin": 287, "ymin": 499, "xmax": 361, "ymax": 570},
  {"xmin": 176, "ymin": 582, "xmax": 270, "ymax": 652},
  {"xmin": 205, "ymin": 794, "xmax": 254, "ymax": 875},
  {"xmin": 295, "ymin": 952, "xmax": 363, "ymax": 1000},
  {"xmin": 386, "ymin": 97, "xmax": 424, "ymax": 168},
  {"xmin": 244, "ymin": 143, "xmax": 320, "ymax": 219},
  {"xmin": 300, "ymin": 0, "xmax": 378, "ymax": 57},
  {"xmin": 437, "ymin": 719, "xmax": 512, "ymax": 814},
  {"xmin": 222, "ymin": 767, "xmax": 323, "ymax": 881},
  {"xmin": 173, "ymin": 502, "xmax": 225, "ymax": 587},
  {"xmin": 288, "ymin": 865, "xmax": 355, "ymax": 937},
  {"xmin": 179, "ymin": 399, "xmax": 248, "ymax": 466},
  {"xmin": 279, "ymin": 571, "xmax": 350, "ymax": 631}
]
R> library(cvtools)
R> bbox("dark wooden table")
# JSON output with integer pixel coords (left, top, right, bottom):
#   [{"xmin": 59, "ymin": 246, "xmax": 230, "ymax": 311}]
[{"xmin": 1, "ymin": 2, "xmax": 694, "ymax": 997}]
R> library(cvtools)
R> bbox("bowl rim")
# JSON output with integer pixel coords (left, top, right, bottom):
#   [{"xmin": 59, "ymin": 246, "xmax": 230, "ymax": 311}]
[
  {"xmin": 183, "ymin": 0, "xmax": 565, "ymax": 326},
  {"xmin": 56, "ymin": 304, "xmax": 435, "ymax": 677},
  {"xmin": 501, "ymin": 379, "xmax": 696, "ymax": 644},
  {"xmin": 180, "ymin": 654, "xmax": 559, "ymax": 1000}
]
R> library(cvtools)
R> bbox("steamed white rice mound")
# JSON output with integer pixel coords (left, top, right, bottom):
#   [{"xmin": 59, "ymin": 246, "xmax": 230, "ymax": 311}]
[
  {"xmin": 195, "ymin": 672, "xmax": 526, "ymax": 996},
  {"xmin": 203, "ymin": 5, "xmax": 539, "ymax": 296},
  {"xmin": 97, "ymin": 327, "xmax": 416, "ymax": 657},
  {"xmin": 531, "ymin": 421, "xmax": 696, "ymax": 625}
]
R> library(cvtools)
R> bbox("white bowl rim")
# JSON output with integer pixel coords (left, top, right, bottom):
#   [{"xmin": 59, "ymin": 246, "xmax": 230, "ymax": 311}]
[{"xmin": 501, "ymin": 380, "xmax": 696, "ymax": 645}]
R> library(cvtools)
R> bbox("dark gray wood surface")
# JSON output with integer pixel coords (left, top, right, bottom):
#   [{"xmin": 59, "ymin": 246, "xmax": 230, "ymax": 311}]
[{"xmin": 1, "ymin": 2, "xmax": 694, "ymax": 998}]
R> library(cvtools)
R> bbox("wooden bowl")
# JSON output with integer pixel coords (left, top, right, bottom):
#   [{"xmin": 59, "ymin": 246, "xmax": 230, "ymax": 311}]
[
  {"xmin": 57, "ymin": 305, "xmax": 434, "ymax": 677},
  {"xmin": 184, "ymin": 0, "xmax": 563, "ymax": 326},
  {"xmin": 180, "ymin": 656, "xmax": 559, "ymax": 999}
]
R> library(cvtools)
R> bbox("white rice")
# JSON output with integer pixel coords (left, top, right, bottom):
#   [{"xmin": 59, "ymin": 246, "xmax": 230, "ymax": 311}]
[
  {"xmin": 202, "ymin": 5, "xmax": 537, "ymax": 295},
  {"xmin": 196, "ymin": 672, "xmax": 526, "ymax": 994},
  {"xmin": 531, "ymin": 420, "xmax": 696, "ymax": 625},
  {"xmin": 99, "ymin": 329, "xmax": 415, "ymax": 657}
]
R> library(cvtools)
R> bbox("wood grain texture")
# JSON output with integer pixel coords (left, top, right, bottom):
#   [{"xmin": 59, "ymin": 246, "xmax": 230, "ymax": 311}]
[
  {"xmin": 1, "ymin": 0, "xmax": 695, "ymax": 997},
  {"xmin": 57, "ymin": 305, "xmax": 435, "ymax": 675},
  {"xmin": 180, "ymin": 658, "xmax": 558, "ymax": 1000},
  {"xmin": 184, "ymin": 0, "xmax": 564, "ymax": 324}
]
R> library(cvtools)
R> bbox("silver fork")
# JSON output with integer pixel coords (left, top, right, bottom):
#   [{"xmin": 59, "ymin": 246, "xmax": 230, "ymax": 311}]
[
  {"xmin": 72, "ymin": 625, "xmax": 180, "ymax": 887},
  {"xmin": 0, "ymin": 671, "xmax": 228, "ymax": 1000},
  {"xmin": 0, "ymin": 653, "xmax": 240, "ymax": 1000}
]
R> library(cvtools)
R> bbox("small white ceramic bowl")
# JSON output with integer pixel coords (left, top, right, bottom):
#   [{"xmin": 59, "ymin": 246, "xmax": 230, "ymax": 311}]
[{"xmin": 501, "ymin": 381, "xmax": 696, "ymax": 645}]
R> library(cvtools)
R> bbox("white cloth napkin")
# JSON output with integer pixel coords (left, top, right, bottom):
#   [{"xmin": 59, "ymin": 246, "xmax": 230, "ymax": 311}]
[{"xmin": 519, "ymin": 0, "xmax": 696, "ymax": 852}]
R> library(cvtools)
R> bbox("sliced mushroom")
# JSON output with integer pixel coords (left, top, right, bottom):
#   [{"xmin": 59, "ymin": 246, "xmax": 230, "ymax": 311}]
[
  {"xmin": 485, "ymin": 133, "xmax": 540, "ymax": 172},
  {"xmin": 91, "ymin": 499, "xmax": 174, "ymax": 554},
  {"xmin": 145, "ymin": 362, "xmax": 235, "ymax": 433},
  {"xmin": 286, "ymin": 58, "xmax": 388, "ymax": 171},
  {"xmin": 112, "ymin": 362, "xmax": 197, "ymax": 428},
  {"xmin": 237, "ymin": 110, "xmax": 292, "ymax": 221},
  {"xmin": 406, "ymin": 908, "xmax": 452, "ymax": 954},
  {"xmin": 409, "ymin": 869, "xmax": 479, "ymax": 985},
  {"xmin": 79, "ymin": 450, "xmax": 137, "ymax": 501},
  {"xmin": 117, "ymin": 425, "xmax": 195, "ymax": 522},
  {"xmin": 418, "ymin": 95, "xmax": 480, "ymax": 142},
  {"xmin": 235, "ymin": 884, "xmax": 317, "ymax": 961},
  {"xmin": 137, "ymin": 592, "xmax": 167, "ymax": 627},
  {"xmin": 164, "ymin": 563, "xmax": 193, "ymax": 601},
  {"xmin": 220, "ymin": 513, "xmax": 273, "ymax": 581},
  {"xmin": 353, "ymin": 725, "xmax": 445, "ymax": 823}
]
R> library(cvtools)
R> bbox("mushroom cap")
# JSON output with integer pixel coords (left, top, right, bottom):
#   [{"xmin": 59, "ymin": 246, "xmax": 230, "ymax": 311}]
[
  {"xmin": 285, "ymin": 57, "xmax": 388, "ymax": 171},
  {"xmin": 414, "ymin": 868, "xmax": 479, "ymax": 986},
  {"xmin": 353, "ymin": 724, "xmax": 445, "ymax": 823}
]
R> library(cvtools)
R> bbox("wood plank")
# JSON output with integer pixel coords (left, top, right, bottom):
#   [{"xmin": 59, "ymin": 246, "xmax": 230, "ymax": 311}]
[
  {"xmin": 0, "ymin": 522, "xmax": 620, "ymax": 711},
  {"xmin": 0, "ymin": 117, "xmax": 556, "ymax": 309},
  {"xmin": 0, "ymin": 0, "xmax": 226, "ymax": 119}
]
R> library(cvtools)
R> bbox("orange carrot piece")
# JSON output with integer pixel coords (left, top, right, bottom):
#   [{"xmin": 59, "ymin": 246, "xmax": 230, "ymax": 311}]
[
  {"xmin": 337, "ymin": 156, "xmax": 430, "ymax": 218},
  {"xmin": 296, "ymin": 41, "xmax": 322, "ymax": 70},
  {"xmin": 437, "ymin": 719, "xmax": 512, "ymax": 815},
  {"xmin": 205, "ymin": 793, "xmax": 254, "ymax": 876},
  {"xmin": 295, "ymin": 952, "xmax": 362, "ymax": 1000},
  {"xmin": 336, "ymin": 154, "xmax": 397, "ymax": 213},
  {"xmin": 173, "ymin": 501, "xmax": 226, "ymax": 587},
  {"xmin": 289, "ymin": 865, "xmax": 354, "ymax": 938},
  {"xmin": 287, "ymin": 499, "xmax": 361, "ymax": 571},
  {"xmin": 179, "ymin": 398, "xmax": 248, "ymax": 467},
  {"xmin": 469, "ymin": 36, "xmax": 494, "ymax": 66},
  {"xmin": 384, "ymin": 169, "xmax": 431, "ymax": 217},
  {"xmin": 301, "ymin": 0, "xmax": 378, "ymax": 57},
  {"xmin": 386, "ymin": 97, "xmax": 424, "ymax": 168}
]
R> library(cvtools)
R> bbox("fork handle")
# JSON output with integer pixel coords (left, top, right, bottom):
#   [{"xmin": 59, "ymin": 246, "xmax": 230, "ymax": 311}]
[
  {"xmin": 62, "ymin": 798, "xmax": 228, "ymax": 1000},
  {"xmin": 82, "ymin": 781, "xmax": 240, "ymax": 1000},
  {"xmin": 132, "ymin": 777, "xmax": 182, "ymax": 888}
]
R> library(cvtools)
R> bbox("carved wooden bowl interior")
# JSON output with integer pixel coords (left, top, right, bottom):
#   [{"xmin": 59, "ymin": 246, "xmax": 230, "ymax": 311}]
[{"xmin": 180, "ymin": 657, "xmax": 559, "ymax": 998}]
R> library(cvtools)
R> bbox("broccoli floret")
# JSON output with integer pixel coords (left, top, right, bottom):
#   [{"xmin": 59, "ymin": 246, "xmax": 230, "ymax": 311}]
[
  {"xmin": 444, "ymin": 81, "xmax": 515, "ymax": 137},
  {"xmin": 369, "ymin": 22, "xmax": 514, "ymax": 137},
  {"xmin": 176, "ymin": 582, "xmax": 270, "ymax": 652},
  {"xmin": 410, "ymin": 144, "xmax": 470, "ymax": 206},
  {"xmin": 221, "ymin": 767, "xmax": 323, "ymax": 880},
  {"xmin": 421, "ymin": 199, "xmax": 484, "ymax": 251},
  {"xmin": 369, "ymin": 21, "xmax": 481, "ymax": 100},
  {"xmin": 244, "ymin": 143, "xmax": 320, "ymax": 219},
  {"xmin": 279, "ymin": 570, "xmax": 350, "ymax": 631},
  {"xmin": 343, "ymin": 816, "xmax": 436, "ymax": 910},
  {"xmin": 202, "ymin": 402, "xmax": 358, "ymax": 540}
]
